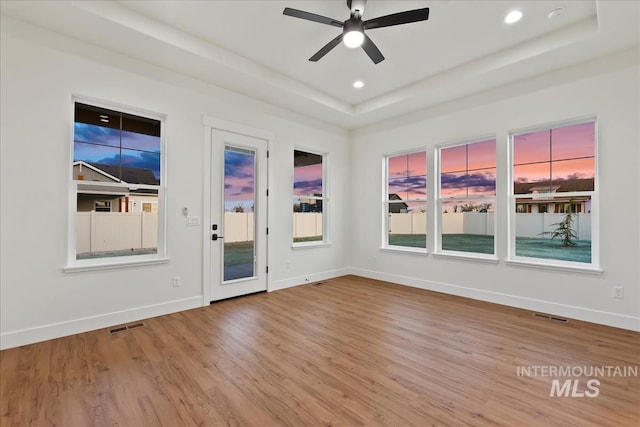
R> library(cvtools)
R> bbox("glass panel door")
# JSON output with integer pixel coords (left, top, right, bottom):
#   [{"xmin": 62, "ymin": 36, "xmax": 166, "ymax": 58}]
[{"xmin": 209, "ymin": 128, "xmax": 267, "ymax": 302}]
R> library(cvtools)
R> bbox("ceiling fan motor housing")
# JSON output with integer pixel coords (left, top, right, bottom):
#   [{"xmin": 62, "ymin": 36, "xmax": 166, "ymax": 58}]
[
  {"xmin": 348, "ymin": 0, "xmax": 367, "ymax": 17},
  {"xmin": 344, "ymin": 17, "xmax": 365, "ymax": 35}
]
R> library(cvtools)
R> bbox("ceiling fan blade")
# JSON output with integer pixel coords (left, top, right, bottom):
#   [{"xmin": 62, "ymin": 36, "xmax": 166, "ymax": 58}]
[
  {"xmin": 362, "ymin": 34, "xmax": 384, "ymax": 64},
  {"xmin": 283, "ymin": 8, "xmax": 343, "ymax": 28},
  {"xmin": 309, "ymin": 33, "xmax": 344, "ymax": 62},
  {"xmin": 364, "ymin": 8, "xmax": 429, "ymax": 30}
]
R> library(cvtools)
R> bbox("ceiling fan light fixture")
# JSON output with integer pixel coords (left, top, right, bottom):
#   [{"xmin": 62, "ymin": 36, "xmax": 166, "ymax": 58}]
[
  {"xmin": 343, "ymin": 18, "xmax": 365, "ymax": 48},
  {"xmin": 344, "ymin": 30, "xmax": 364, "ymax": 48}
]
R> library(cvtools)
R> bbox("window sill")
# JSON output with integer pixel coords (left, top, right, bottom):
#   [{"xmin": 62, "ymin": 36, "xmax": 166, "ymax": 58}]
[
  {"xmin": 291, "ymin": 242, "xmax": 332, "ymax": 250},
  {"xmin": 64, "ymin": 257, "xmax": 170, "ymax": 273},
  {"xmin": 433, "ymin": 252, "xmax": 499, "ymax": 264},
  {"xmin": 505, "ymin": 259, "xmax": 603, "ymax": 275},
  {"xmin": 380, "ymin": 247, "xmax": 428, "ymax": 256}
]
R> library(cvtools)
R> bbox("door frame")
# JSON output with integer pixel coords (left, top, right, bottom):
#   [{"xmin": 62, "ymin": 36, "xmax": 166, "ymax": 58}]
[{"xmin": 202, "ymin": 116, "xmax": 273, "ymax": 305}]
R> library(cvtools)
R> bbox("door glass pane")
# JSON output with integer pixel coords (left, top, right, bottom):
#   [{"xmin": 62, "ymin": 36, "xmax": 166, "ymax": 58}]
[{"xmin": 223, "ymin": 146, "xmax": 256, "ymax": 281}]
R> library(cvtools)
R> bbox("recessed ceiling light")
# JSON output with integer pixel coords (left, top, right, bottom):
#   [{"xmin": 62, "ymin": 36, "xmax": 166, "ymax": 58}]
[
  {"xmin": 505, "ymin": 10, "xmax": 523, "ymax": 24},
  {"xmin": 99, "ymin": 118, "xmax": 109, "ymax": 123},
  {"xmin": 547, "ymin": 7, "xmax": 564, "ymax": 20},
  {"xmin": 353, "ymin": 80, "xmax": 364, "ymax": 89}
]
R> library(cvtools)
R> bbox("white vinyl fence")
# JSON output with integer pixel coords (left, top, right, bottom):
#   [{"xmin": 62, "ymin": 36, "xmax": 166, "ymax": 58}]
[
  {"xmin": 440, "ymin": 212, "xmax": 494, "ymax": 236},
  {"xmin": 389, "ymin": 212, "xmax": 590, "ymax": 240},
  {"xmin": 222, "ymin": 212, "xmax": 322, "ymax": 242},
  {"xmin": 293, "ymin": 213, "xmax": 323, "ymax": 240},
  {"xmin": 77, "ymin": 212, "xmax": 157, "ymax": 254},
  {"xmin": 224, "ymin": 212, "xmax": 255, "ymax": 242},
  {"xmin": 388, "ymin": 213, "xmax": 427, "ymax": 235},
  {"xmin": 226, "ymin": 212, "xmax": 323, "ymax": 242},
  {"xmin": 77, "ymin": 211, "xmax": 592, "ymax": 254},
  {"xmin": 515, "ymin": 213, "xmax": 591, "ymax": 240}
]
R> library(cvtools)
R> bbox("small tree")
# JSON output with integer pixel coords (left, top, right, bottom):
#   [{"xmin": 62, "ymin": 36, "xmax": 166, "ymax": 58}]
[
  {"xmin": 232, "ymin": 203, "xmax": 245, "ymax": 213},
  {"xmin": 540, "ymin": 200, "xmax": 578, "ymax": 246},
  {"xmin": 460, "ymin": 202, "xmax": 476, "ymax": 212}
]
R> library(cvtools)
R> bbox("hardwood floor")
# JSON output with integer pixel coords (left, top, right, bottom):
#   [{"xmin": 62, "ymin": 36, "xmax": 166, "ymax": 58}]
[{"xmin": 1, "ymin": 275, "xmax": 639, "ymax": 426}]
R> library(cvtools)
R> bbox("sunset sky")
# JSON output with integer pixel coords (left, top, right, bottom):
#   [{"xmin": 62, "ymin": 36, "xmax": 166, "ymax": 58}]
[
  {"xmin": 440, "ymin": 139, "xmax": 496, "ymax": 198},
  {"xmin": 513, "ymin": 121, "xmax": 595, "ymax": 186},
  {"xmin": 388, "ymin": 151, "xmax": 427, "ymax": 201},
  {"xmin": 75, "ymin": 120, "xmax": 593, "ymax": 211},
  {"xmin": 294, "ymin": 163, "xmax": 323, "ymax": 197},
  {"xmin": 224, "ymin": 149, "xmax": 255, "ymax": 211},
  {"xmin": 74, "ymin": 123, "xmax": 161, "ymax": 181}
]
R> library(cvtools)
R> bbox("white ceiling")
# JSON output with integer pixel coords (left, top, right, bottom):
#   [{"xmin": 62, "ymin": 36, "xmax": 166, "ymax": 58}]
[{"xmin": 1, "ymin": 1, "xmax": 638, "ymax": 129}]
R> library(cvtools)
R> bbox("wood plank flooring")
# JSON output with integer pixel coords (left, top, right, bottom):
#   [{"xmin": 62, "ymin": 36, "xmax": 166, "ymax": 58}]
[{"xmin": 1, "ymin": 275, "xmax": 639, "ymax": 426}]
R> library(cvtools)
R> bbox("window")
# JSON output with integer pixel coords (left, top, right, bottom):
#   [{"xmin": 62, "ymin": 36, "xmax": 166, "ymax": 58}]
[
  {"xmin": 384, "ymin": 151, "xmax": 427, "ymax": 250},
  {"xmin": 94, "ymin": 201, "xmax": 112, "ymax": 212},
  {"xmin": 70, "ymin": 101, "xmax": 164, "ymax": 265},
  {"xmin": 510, "ymin": 120, "xmax": 596, "ymax": 267},
  {"xmin": 438, "ymin": 138, "xmax": 496, "ymax": 256},
  {"xmin": 293, "ymin": 150, "xmax": 326, "ymax": 244}
]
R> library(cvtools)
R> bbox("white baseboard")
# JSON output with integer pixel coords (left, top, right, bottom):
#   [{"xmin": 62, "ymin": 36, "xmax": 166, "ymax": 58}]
[
  {"xmin": 269, "ymin": 268, "xmax": 351, "ymax": 292},
  {"xmin": 349, "ymin": 268, "xmax": 640, "ymax": 332},
  {"xmin": 0, "ymin": 296, "xmax": 202, "ymax": 350}
]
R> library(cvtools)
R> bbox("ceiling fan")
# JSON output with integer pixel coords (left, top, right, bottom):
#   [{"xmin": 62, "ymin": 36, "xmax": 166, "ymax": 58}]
[{"xmin": 283, "ymin": 0, "xmax": 429, "ymax": 64}]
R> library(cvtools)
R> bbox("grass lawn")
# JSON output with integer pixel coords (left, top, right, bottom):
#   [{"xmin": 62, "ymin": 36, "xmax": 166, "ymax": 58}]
[
  {"xmin": 515, "ymin": 237, "xmax": 591, "ymax": 263},
  {"xmin": 389, "ymin": 234, "xmax": 591, "ymax": 263},
  {"xmin": 442, "ymin": 234, "xmax": 494, "ymax": 254},
  {"xmin": 224, "ymin": 241, "xmax": 254, "ymax": 266},
  {"xmin": 388, "ymin": 234, "xmax": 426, "ymax": 248},
  {"xmin": 77, "ymin": 248, "xmax": 157, "ymax": 259},
  {"xmin": 293, "ymin": 236, "xmax": 323, "ymax": 243}
]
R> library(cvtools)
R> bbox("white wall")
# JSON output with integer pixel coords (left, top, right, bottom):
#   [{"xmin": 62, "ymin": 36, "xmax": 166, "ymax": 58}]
[
  {"xmin": 350, "ymin": 54, "xmax": 639, "ymax": 331},
  {"xmin": 0, "ymin": 24, "xmax": 350, "ymax": 349},
  {"xmin": 1, "ymin": 16, "xmax": 638, "ymax": 350}
]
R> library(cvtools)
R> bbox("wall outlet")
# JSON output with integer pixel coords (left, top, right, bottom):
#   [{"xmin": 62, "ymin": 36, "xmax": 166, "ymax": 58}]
[
  {"xmin": 285, "ymin": 261, "xmax": 291, "ymax": 270},
  {"xmin": 613, "ymin": 286, "xmax": 624, "ymax": 299},
  {"xmin": 172, "ymin": 276, "xmax": 181, "ymax": 288}
]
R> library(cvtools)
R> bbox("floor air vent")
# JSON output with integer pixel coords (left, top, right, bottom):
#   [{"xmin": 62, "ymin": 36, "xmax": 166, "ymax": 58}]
[
  {"xmin": 533, "ymin": 313, "xmax": 568, "ymax": 323},
  {"xmin": 109, "ymin": 322, "xmax": 145, "ymax": 334}
]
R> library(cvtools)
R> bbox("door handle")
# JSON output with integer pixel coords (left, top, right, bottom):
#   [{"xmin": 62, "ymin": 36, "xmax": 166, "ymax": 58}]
[{"xmin": 212, "ymin": 234, "xmax": 224, "ymax": 241}]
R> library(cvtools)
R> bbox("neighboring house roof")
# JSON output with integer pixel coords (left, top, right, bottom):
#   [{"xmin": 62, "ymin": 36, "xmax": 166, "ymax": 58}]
[
  {"xmin": 388, "ymin": 193, "xmax": 409, "ymax": 206},
  {"xmin": 74, "ymin": 161, "xmax": 158, "ymax": 185},
  {"xmin": 514, "ymin": 178, "xmax": 594, "ymax": 195},
  {"xmin": 91, "ymin": 163, "xmax": 159, "ymax": 185},
  {"xmin": 73, "ymin": 161, "xmax": 120, "ymax": 182}
]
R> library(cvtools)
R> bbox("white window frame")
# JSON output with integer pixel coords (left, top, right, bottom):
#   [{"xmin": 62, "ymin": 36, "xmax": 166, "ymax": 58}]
[
  {"xmin": 435, "ymin": 137, "xmax": 498, "ymax": 262},
  {"xmin": 64, "ymin": 96, "xmax": 168, "ymax": 272},
  {"xmin": 506, "ymin": 117, "xmax": 601, "ymax": 273},
  {"xmin": 292, "ymin": 148, "xmax": 329, "ymax": 248},
  {"xmin": 382, "ymin": 149, "xmax": 428, "ymax": 254}
]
